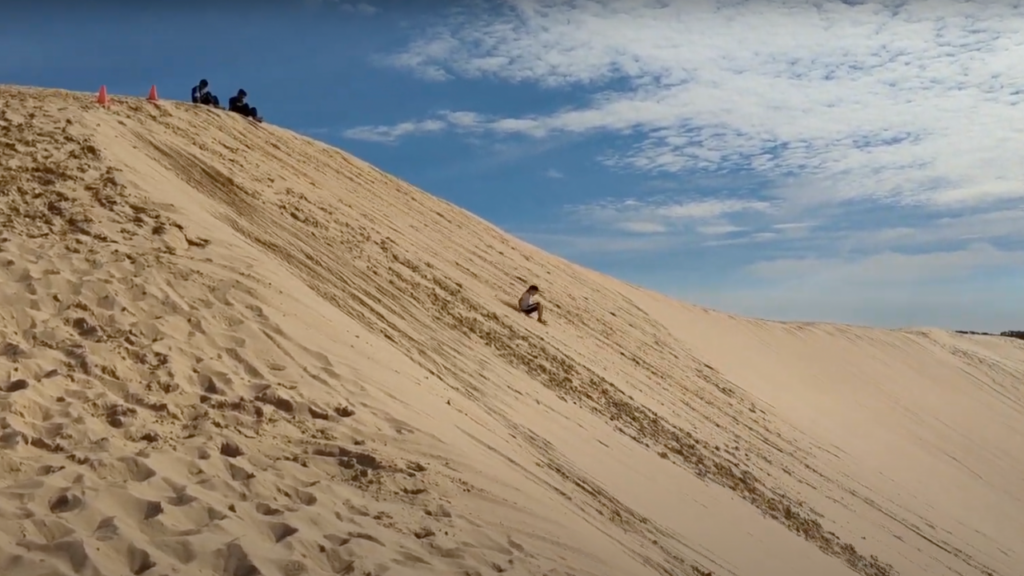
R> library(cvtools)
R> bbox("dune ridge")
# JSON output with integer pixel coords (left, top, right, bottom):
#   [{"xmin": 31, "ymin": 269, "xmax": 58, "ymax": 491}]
[{"xmin": 0, "ymin": 85, "xmax": 1022, "ymax": 576}]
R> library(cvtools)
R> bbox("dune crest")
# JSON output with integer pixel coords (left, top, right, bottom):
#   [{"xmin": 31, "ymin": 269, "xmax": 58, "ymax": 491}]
[{"xmin": 0, "ymin": 85, "xmax": 1022, "ymax": 576}]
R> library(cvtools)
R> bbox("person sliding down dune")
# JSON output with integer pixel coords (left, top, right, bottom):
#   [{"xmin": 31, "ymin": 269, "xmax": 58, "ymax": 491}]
[
  {"xmin": 228, "ymin": 89, "xmax": 263, "ymax": 123},
  {"xmin": 518, "ymin": 284, "xmax": 546, "ymax": 324}
]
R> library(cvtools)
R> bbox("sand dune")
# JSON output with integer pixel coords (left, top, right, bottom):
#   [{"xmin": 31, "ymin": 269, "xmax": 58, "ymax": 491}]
[{"xmin": 0, "ymin": 85, "xmax": 1021, "ymax": 576}]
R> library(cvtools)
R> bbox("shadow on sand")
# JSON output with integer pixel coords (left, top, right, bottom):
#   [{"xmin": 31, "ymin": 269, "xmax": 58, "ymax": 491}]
[
  {"xmin": 501, "ymin": 300, "xmax": 522, "ymax": 314},
  {"xmin": 501, "ymin": 299, "xmax": 547, "ymax": 325}
]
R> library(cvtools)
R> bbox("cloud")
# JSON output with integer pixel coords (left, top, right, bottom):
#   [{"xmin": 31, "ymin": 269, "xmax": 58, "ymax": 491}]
[
  {"xmin": 838, "ymin": 208, "xmax": 1024, "ymax": 251},
  {"xmin": 337, "ymin": 2, "xmax": 378, "ymax": 15},
  {"xmin": 567, "ymin": 196, "xmax": 774, "ymax": 237},
  {"xmin": 516, "ymin": 232, "xmax": 678, "ymax": 254},
  {"xmin": 615, "ymin": 221, "xmax": 667, "ymax": 234},
  {"xmin": 545, "ymin": 168, "xmax": 565, "ymax": 178},
  {"xmin": 746, "ymin": 243, "xmax": 1024, "ymax": 284},
  {"xmin": 353, "ymin": 0, "xmax": 1024, "ymax": 329},
  {"xmin": 652, "ymin": 198, "xmax": 772, "ymax": 219},
  {"xmin": 686, "ymin": 244, "xmax": 1024, "ymax": 330},
  {"xmin": 697, "ymin": 225, "xmax": 744, "ymax": 235},
  {"xmin": 701, "ymin": 231, "xmax": 780, "ymax": 247},
  {"xmin": 343, "ymin": 119, "xmax": 447, "ymax": 142},
  {"xmin": 365, "ymin": 0, "xmax": 1024, "ymax": 210}
]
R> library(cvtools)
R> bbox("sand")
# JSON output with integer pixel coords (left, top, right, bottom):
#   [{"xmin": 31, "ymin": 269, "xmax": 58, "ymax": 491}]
[{"xmin": 0, "ymin": 85, "xmax": 1021, "ymax": 576}]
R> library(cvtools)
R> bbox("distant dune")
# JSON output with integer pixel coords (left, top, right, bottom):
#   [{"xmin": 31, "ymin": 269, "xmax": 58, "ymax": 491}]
[{"xmin": 0, "ymin": 85, "xmax": 1022, "ymax": 576}]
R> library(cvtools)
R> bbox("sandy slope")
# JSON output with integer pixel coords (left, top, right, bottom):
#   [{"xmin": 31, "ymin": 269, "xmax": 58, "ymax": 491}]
[{"xmin": 0, "ymin": 85, "xmax": 1021, "ymax": 576}]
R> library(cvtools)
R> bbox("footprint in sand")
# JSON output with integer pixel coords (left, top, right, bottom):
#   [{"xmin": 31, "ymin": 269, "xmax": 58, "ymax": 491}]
[
  {"xmin": 396, "ymin": 549, "xmax": 434, "ymax": 567},
  {"xmin": 93, "ymin": 516, "xmax": 120, "ymax": 541},
  {"xmin": 127, "ymin": 543, "xmax": 157, "ymax": 575},
  {"xmin": 36, "ymin": 464, "xmax": 65, "ymax": 476},
  {"xmin": 166, "ymin": 489, "xmax": 199, "ymax": 507},
  {"xmin": 213, "ymin": 332, "xmax": 247, "ymax": 349},
  {"xmin": 117, "ymin": 455, "xmax": 158, "ymax": 482},
  {"xmin": 3, "ymin": 378, "xmax": 30, "ymax": 393},
  {"xmin": 268, "ymin": 521, "xmax": 300, "ymax": 543},
  {"xmin": 221, "ymin": 313, "xmax": 246, "ymax": 329},
  {"xmin": 227, "ymin": 461, "xmax": 255, "ymax": 482},
  {"xmin": 246, "ymin": 303, "xmax": 270, "ymax": 322},
  {"xmin": 16, "ymin": 538, "xmax": 99, "ymax": 575},
  {"xmin": 279, "ymin": 484, "xmax": 318, "ymax": 507},
  {"xmin": 254, "ymin": 390, "xmax": 296, "ymax": 416},
  {"xmin": 216, "ymin": 542, "xmax": 262, "ymax": 576},
  {"xmin": 140, "ymin": 499, "xmax": 164, "ymax": 521},
  {"xmin": 224, "ymin": 347, "xmax": 265, "ymax": 379},
  {"xmin": 48, "ymin": 491, "xmax": 84, "ymax": 514},
  {"xmin": 255, "ymin": 502, "xmax": 285, "ymax": 516},
  {"xmin": 29, "ymin": 517, "xmax": 77, "ymax": 543}
]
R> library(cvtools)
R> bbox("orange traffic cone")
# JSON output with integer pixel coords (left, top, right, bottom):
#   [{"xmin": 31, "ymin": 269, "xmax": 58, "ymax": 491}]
[
  {"xmin": 147, "ymin": 85, "xmax": 159, "ymax": 102},
  {"xmin": 97, "ymin": 85, "xmax": 109, "ymax": 106}
]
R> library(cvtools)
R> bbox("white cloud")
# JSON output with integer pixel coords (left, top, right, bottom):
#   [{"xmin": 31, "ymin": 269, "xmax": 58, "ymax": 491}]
[
  {"xmin": 839, "ymin": 208, "xmax": 1024, "ymax": 251},
  {"xmin": 338, "ymin": 2, "xmax": 378, "ymax": 15},
  {"xmin": 545, "ymin": 168, "xmax": 565, "ymax": 178},
  {"xmin": 365, "ymin": 0, "xmax": 1024, "ymax": 209},
  {"xmin": 516, "ymin": 232, "xmax": 678, "ymax": 254},
  {"xmin": 701, "ymin": 232, "xmax": 782, "ymax": 247},
  {"xmin": 687, "ymin": 244, "xmax": 1024, "ymax": 331},
  {"xmin": 351, "ymin": 0, "xmax": 1024, "ymax": 329},
  {"xmin": 568, "ymin": 197, "xmax": 772, "ymax": 235},
  {"xmin": 697, "ymin": 225, "xmax": 744, "ymax": 235},
  {"xmin": 343, "ymin": 119, "xmax": 446, "ymax": 142},
  {"xmin": 615, "ymin": 221, "xmax": 667, "ymax": 234},
  {"xmin": 746, "ymin": 243, "xmax": 1024, "ymax": 284},
  {"xmin": 652, "ymin": 199, "xmax": 772, "ymax": 219},
  {"xmin": 446, "ymin": 111, "xmax": 486, "ymax": 127}
]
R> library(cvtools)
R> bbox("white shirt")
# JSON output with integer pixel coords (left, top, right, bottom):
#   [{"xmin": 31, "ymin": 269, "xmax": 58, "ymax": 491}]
[{"xmin": 519, "ymin": 291, "xmax": 535, "ymax": 310}]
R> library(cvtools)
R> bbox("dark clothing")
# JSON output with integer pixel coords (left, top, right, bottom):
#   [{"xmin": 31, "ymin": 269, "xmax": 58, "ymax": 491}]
[
  {"xmin": 228, "ymin": 96, "xmax": 259, "ymax": 119},
  {"xmin": 521, "ymin": 303, "xmax": 539, "ymax": 315},
  {"xmin": 191, "ymin": 85, "xmax": 220, "ymax": 107}
]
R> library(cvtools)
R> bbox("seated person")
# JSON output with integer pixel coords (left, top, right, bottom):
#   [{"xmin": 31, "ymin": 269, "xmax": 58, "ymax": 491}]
[
  {"xmin": 191, "ymin": 79, "xmax": 220, "ymax": 107},
  {"xmin": 518, "ymin": 284, "xmax": 545, "ymax": 323},
  {"xmin": 228, "ymin": 89, "xmax": 262, "ymax": 122}
]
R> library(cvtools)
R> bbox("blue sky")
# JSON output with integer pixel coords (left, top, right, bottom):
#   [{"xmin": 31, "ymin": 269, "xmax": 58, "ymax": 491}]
[{"xmin": 4, "ymin": 0, "xmax": 1023, "ymax": 331}]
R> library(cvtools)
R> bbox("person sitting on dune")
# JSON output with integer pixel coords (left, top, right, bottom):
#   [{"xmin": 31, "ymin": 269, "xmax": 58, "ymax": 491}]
[
  {"xmin": 191, "ymin": 79, "xmax": 221, "ymax": 108},
  {"xmin": 518, "ymin": 284, "xmax": 545, "ymax": 323},
  {"xmin": 228, "ymin": 89, "xmax": 263, "ymax": 122}
]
